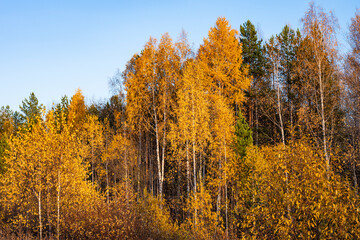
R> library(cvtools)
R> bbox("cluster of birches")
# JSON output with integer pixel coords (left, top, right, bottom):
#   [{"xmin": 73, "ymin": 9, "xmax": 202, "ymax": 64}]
[{"xmin": 1, "ymin": 3, "xmax": 360, "ymax": 240}]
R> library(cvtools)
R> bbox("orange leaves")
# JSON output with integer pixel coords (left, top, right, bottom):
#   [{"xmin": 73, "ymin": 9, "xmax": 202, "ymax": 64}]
[
  {"xmin": 198, "ymin": 17, "xmax": 251, "ymax": 106},
  {"xmin": 174, "ymin": 60, "xmax": 211, "ymax": 151},
  {"xmin": 124, "ymin": 34, "xmax": 181, "ymax": 134},
  {"xmin": 67, "ymin": 88, "xmax": 86, "ymax": 130}
]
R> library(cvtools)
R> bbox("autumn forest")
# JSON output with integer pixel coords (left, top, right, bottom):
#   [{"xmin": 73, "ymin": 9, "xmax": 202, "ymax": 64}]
[{"xmin": 1, "ymin": 3, "xmax": 360, "ymax": 239}]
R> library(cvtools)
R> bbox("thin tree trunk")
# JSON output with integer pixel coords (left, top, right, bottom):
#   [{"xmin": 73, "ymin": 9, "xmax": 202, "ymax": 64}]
[
  {"xmin": 125, "ymin": 146, "xmax": 129, "ymax": 200},
  {"xmin": 319, "ymin": 65, "xmax": 330, "ymax": 173},
  {"xmin": 37, "ymin": 190, "xmax": 42, "ymax": 240},
  {"xmin": 91, "ymin": 135, "xmax": 94, "ymax": 184},
  {"xmin": 177, "ymin": 157, "xmax": 181, "ymax": 219},
  {"xmin": 224, "ymin": 134, "xmax": 228, "ymax": 239},
  {"xmin": 276, "ymin": 76, "xmax": 285, "ymax": 146},
  {"xmin": 57, "ymin": 170, "xmax": 61, "ymax": 240},
  {"xmin": 150, "ymin": 76, "xmax": 162, "ymax": 198},
  {"xmin": 161, "ymin": 106, "xmax": 166, "ymax": 201},
  {"xmin": 203, "ymin": 151, "xmax": 206, "ymax": 185},
  {"xmin": 46, "ymin": 178, "xmax": 51, "ymax": 238},
  {"xmin": 105, "ymin": 133, "xmax": 110, "ymax": 204},
  {"xmin": 123, "ymin": 122, "xmax": 129, "ymax": 200},
  {"xmin": 150, "ymin": 141, "xmax": 154, "ymax": 195},
  {"xmin": 217, "ymin": 151, "xmax": 222, "ymax": 223},
  {"xmin": 161, "ymin": 80, "xmax": 169, "ymax": 203},
  {"xmin": 249, "ymin": 88, "xmax": 253, "ymax": 130},
  {"xmin": 106, "ymin": 160, "xmax": 109, "ymax": 204},
  {"xmin": 199, "ymin": 151, "xmax": 202, "ymax": 185},
  {"xmin": 186, "ymin": 139, "xmax": 190, "ymax": 201},
  {"xmin": 193, "ymin": 139, "xmax": 197, "ymax": 229},
  {"xmin": 138, "ymin": 132, "xmax": 142, "ymax": 196},
  {"xmin": 145, "ymin": 132, "xmax": 149, "ymax": 192},
  {"xmin": 154, "ymin": 100, "xmax": 162, "ymax": 199},
  {"xmin": 274, "ymin": 61, "xmax": 290, "ymax": 221},
  {"xmin": 192, "ymin": 94, "xmax": 197, "ymax": 229},
  {"xmin": 114, "ymin": 172, "xmax": 117, "ymax": 200},
  {"xmin": 255, "ymin": 99, "xmax": 259, "ymax": 147},
  {"xmin": 155, "ymin": 120, "xmax": 162, "ymax": 198},
  {"xmin": 353, "ymin": 147, "xmax": 358, "ymax": 195},
  {"xmin": 290, "ymin": 103, "xmax": 294, "ymax": 141}
]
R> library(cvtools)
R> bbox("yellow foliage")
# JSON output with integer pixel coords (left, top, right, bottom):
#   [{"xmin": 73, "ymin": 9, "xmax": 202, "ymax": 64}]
[
  {"xmin": 135, "ymin": 190, "xmax": 183, "ymax": 240},
  {"xmin": 67, "ymin": 88, "xmax": 86, "ymax": 131},
  {"xmin": 182, "ymin": 183, "xmax": 224, "ymax": 240},
  {"xmin": 198, "ymin": 17, "xmax": 251, "ymax": 106},
  {"xmin": 0, "ymin": 110, "xmax": 97, "ymax": 238},
  {"xmin": 82, "ymin": 114, "xmax": 104, "ymax": 184},
  {"xmin": 239, "ymin": 139, "xmax": 360, "ymax": 239}
]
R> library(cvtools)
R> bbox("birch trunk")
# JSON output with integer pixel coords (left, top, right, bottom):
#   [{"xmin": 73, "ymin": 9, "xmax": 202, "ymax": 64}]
[
  {"xmin": 186, "ymin": 140, "xmax": 190, "ymax": 201},
  {"xmin": 319, "ymin": 65, "xmax": 330, "ymax": 173},
  {"xmin": 224, "ymin": 134, "xmax": 228, "ymax": 239},
  {"xmin": 57, "ymin": 170, "xmax": 61, "ymax": 240},
  {"xmin": 192, "ymin": 93, "xmax": 197, "ymax": 228},
  {"xmin": 35, "ymin": 190, "xmax": 42, "ymax": 240}
]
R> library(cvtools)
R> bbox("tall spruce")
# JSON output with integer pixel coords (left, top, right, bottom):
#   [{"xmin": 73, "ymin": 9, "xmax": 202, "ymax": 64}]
[
  {"xmin": 240, "ymin": 20, "xmax": 265, "ymax": 146},
  {"xmin": 278, "ymin": 26, "xmax": 301, "ymax": 140}
]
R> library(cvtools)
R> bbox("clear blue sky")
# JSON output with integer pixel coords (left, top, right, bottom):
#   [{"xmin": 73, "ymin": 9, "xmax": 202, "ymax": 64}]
[{"xmin": 0, "ymin": 0, "xmax": 358, "ymax": 111}]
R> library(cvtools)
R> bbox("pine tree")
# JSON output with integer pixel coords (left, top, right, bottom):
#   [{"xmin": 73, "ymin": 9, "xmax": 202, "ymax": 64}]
[
  {"xmin": 233, "ymin": 111, "xmax": 253, "ymax": 158},
  {"xmin": 19, "ymin": 92, "xmax": 43, "ymax": 126},
  {"xmin": 240, "ymin": 20, "xmax": 265, "ymax": 146},
  {"xmin": 278, "ymin": 25, "xmax": 302, "ymax": 140},
  {"xmin": 240, "ymin": 20, "xmax": 265, "ymax": 83}
]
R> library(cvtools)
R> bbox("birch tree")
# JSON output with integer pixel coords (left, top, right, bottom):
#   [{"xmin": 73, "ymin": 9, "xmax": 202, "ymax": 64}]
[{"xmin": 300, "ymin": 3, "xmax": 340, "ymax": 172}]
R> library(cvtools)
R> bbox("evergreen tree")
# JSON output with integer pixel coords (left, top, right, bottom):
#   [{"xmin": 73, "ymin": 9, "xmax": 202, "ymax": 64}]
[
  {"xmin": 240, "ymin": 20, "xmax": 265, "ymax": 80},
  {"xmin": 19, "ymin": 92, "xmax": 43, "ymax": 125},
  {"xmin": 233, "ymin": 111, "xmax": 253, "ymax": 158},
  {"xmin": 240, "ymin": 20, "xmax": 266, "ymax": 146},
  {"xmin": 277, "ymin": 25, "xmax": 302, "ymax": 139},
  {"xmin": 54, "ymin": 96, "xmax": 69, "ymax": 118}
]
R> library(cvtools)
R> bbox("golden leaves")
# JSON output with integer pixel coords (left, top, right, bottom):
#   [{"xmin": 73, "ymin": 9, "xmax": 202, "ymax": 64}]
[
  {"xmin": 237, "ymin": 139, "xmax": 360, "ymax": 239},
  {"xmin": 198, "ymin": 17, "xmax": 251, "ymax": 106}
]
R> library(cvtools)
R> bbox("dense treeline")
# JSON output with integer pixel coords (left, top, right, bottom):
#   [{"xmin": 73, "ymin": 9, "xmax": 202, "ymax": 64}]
[{"xmin": 0, "ymin": 3, "xmax": 360, "ymax": 239}]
